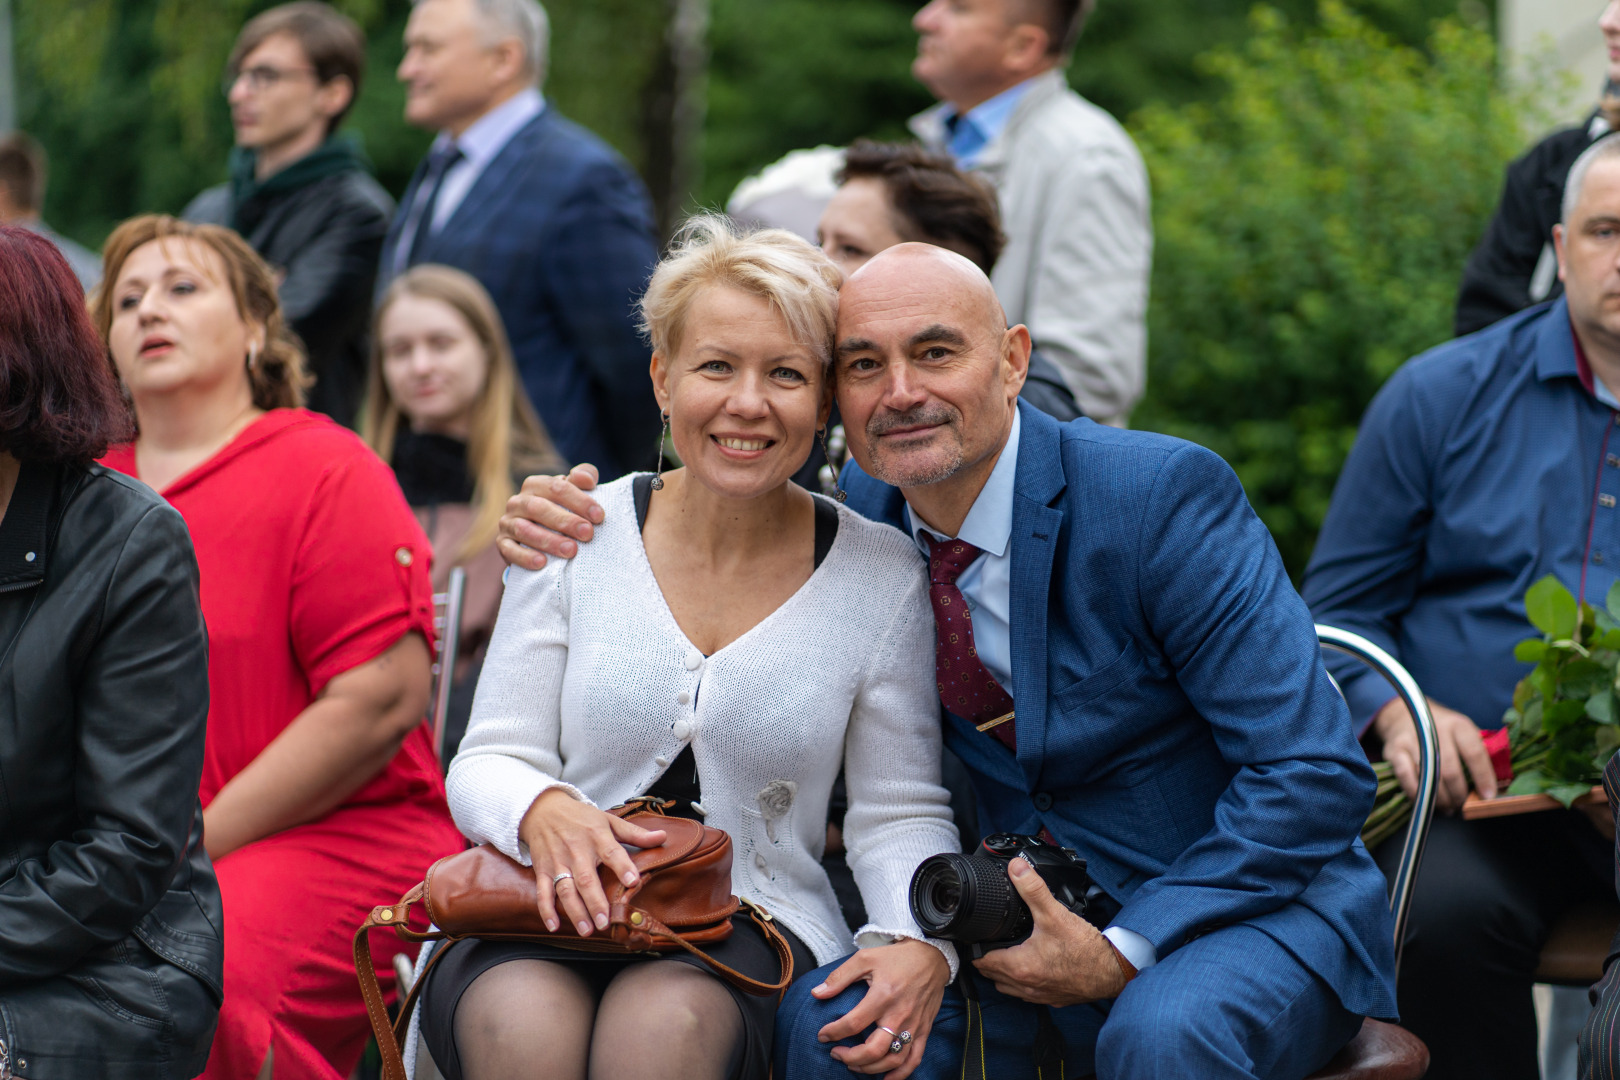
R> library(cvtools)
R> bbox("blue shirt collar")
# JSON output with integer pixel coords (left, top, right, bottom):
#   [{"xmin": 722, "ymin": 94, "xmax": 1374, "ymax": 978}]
[
  {"xmin": 942, "ymin": 77, "xmax": 1039, "ymax": 165},
  {"xmin": 1535, "ymin": 295, "xmax": 1620, "ymax": 407},
  {"xmin": 432, "ymin": 86, "xmax": 545, "ymax": 166},
  {"xmin": 906, "ymin": 407, "xmax": 1021, "ymax": 556}
]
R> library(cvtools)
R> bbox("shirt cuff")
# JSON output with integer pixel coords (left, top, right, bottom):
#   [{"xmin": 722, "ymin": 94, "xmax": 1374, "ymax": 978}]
[{"xmin": 1103, "ymin": 925, "xmax": 1157, "ymax": 971}]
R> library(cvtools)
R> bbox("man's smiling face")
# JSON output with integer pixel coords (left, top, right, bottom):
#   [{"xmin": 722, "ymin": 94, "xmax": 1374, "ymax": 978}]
[{"xmin": 833, "ymin": 243, "xmax": 1027, "ymax": 493}]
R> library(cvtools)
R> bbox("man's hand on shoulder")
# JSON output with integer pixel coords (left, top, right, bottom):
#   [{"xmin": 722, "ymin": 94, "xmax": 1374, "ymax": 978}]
[
  {"xmin": 496, "ymin": 464, "xmax": 605, "ymax": 570},
  {"xmin": 1374, "ymin": 695, "xmax": 1496, "ymax": 812},
  {"xmin": 972, "ymin": 857, "xmax": 1135, "ymax": 1007}
]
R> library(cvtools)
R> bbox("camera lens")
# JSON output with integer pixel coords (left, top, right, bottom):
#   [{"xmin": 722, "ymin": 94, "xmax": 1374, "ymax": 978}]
[{"xmin": 909, "ymin": 852, "xmax": 1032, "ymax": 944}]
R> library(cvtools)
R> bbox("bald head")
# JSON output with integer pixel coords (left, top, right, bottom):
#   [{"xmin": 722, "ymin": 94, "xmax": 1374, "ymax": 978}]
[
  {"xmin": 840, "ymin": 242, "xmax": 1006, "ymax": 343},
  {"xmin": 832, "ymin": 242, "xmax": 1029, "ymax": 525}
]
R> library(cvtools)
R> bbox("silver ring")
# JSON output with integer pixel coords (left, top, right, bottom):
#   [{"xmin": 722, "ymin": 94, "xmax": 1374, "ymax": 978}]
[
  {"xmin": 899, "ymin": 1030, "xmax": 913, "ymax": 1046},
  {"xmin": 553, "ymin": 869, "xmax": 574, "ymax": 885},
  {"xmin": 878, "ymin": 1026, "xmax": 903, "ymax": 1055}
]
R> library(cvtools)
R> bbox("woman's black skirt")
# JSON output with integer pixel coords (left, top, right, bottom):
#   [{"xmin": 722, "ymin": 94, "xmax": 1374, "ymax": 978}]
[{"xmin": 416, "ymin": 913, "xmax": 817, "ymax": 1080}]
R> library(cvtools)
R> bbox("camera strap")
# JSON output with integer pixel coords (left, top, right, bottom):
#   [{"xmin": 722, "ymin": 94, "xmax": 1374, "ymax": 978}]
[{"xmin": 955, "ymin": 965, "xmax": 1070, "ymax": 1080}]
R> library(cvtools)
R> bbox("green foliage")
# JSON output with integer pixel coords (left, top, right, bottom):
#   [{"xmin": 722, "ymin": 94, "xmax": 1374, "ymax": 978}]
[
  {"xmin": 23, "ymin": 0, "xmax": 1498, "ymax": 252},
  {"xmin": 15, "ymin": 0, "xmax": 673, "ymax": 243},
  {"xmin": 701, "ymin": 0, "xmax": 931, "ymax": 209},
  {"xmin": 1067, "ymin": 0, "xmax": 1489, "ymax": 126},
  {"xmin": 1499, "ymin": 576, "xmax": 1618, "ymax": 806},
  {"xmin": 1128, "ymin": 3, "xmax": 1533, "ymax": 576}
]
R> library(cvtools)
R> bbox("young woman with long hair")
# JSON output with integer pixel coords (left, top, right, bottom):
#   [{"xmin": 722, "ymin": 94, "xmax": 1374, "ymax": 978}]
[{"xmin": 363, "ymin": 265, "xmax": 565, "ymax": 758}]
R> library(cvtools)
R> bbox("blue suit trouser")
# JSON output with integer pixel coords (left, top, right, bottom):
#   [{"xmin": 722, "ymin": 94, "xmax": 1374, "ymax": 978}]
[{"xmin": 775, "ymin": 924, "xmax": 1362, "ymax": 1080}]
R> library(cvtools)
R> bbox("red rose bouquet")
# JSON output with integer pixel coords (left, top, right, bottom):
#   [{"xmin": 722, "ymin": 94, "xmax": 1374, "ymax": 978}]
[{"xmin": 1361, "ymin": 575, "xmax": 1619, "ymax": 849}]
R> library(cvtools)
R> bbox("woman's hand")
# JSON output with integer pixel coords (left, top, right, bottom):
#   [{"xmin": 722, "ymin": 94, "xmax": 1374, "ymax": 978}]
[
  {"xmin": 518, "ymin": 788, "xmax": 667, "ymax": 936},
  {"xmin": 810, "ymin": 938, "xmax": 950, "ymax": 1079}
]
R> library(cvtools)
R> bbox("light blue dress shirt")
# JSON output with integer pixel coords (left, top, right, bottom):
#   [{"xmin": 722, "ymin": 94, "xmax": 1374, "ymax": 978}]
[
  {"xmin": 428, "ymin": 87, "xmax": 546, "ymax": 233},
  {"xmin": 941, "ymin": 78, "xmax": 1038, "ymax": 168},
  {"xmin": 903, "ymin": 409, "xmax": 1158, "ymax": 971}
]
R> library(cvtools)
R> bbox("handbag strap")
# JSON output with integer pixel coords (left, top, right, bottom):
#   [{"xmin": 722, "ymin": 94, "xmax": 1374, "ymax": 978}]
[
  {"xmin": 640, "ymin": 901, "xmax": 796, "ymax": 998},
  {"xmin": 353, "ymin": 886, "xmax": 439, "ymax": 1080}
]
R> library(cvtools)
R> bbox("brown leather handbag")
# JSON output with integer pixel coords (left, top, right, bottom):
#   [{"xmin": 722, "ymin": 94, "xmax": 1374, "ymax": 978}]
[{"xmin": 353, "ymin": 799, "xmax": 794, "ymax": 1080}]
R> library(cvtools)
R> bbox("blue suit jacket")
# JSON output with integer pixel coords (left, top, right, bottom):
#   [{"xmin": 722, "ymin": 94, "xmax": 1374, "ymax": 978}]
[
  {"xmin": 842, "ymin": 402, "xmax": 1398, "ymax": 1020},
  {"xmin": 378, "ymin": 109, "xmax": 660, "ymax": 477}
]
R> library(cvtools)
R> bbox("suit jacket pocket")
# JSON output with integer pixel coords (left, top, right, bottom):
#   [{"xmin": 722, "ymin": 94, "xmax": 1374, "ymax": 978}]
[{"xmin": 1051, "ymin": 639, "xmax": 1149, "ymax": 714}]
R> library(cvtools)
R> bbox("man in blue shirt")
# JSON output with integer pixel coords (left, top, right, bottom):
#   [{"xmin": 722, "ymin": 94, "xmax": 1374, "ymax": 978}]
[
  {"xmin": 500, "ymin": 243, "xmax": 1395, "ymax": 1079},
  {"xmin": 906, "ymin": 0, "xmax": 1151, "ymax": 426},
  {"xmin": 1302, "ymin": 134, "xmax": 1620, "ymax": 1080}
]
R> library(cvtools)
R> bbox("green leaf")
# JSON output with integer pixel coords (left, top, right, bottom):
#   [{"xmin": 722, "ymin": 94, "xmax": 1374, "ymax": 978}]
[
  {"xmin": 1606, "ymin": 580, "xmax": 1620, "ymax": 625},
  {"xmin": 1514, "ymin": 639, "xmax": 1547, "ymax": 663},
  {"xmin": 1547, "ymin": 782, "xmax": 1596, "ymax": 808},
  {"xmin": 1520, "ymin": 698, "xmax": 1544, "ymax": 737},
  {"xmin": 1507, "ymin": 769, "xmax": 1551, "ymax": 796},
  {"xmin": 1597, "ymin": 726, "xmax": 1620, "ymax": 761},
  {"xmin": 1526, "ymin": 576, "xmax": 1577, "ymax": 639},
  {"xmin": 1513, "ymin": 677, "xmax": 1534, "ymax": 713},
  {"xmin": 1590, "ymin": 690, "xmax": 1617, "ymax": 724},
  {"xmin": 1545, "ymin": 699, "xmax": 1591, "ymax": 735},
  {"xmin": 1529, "ymin": 663, "xmax": 1557, "ymax": 705},
  {"xmin": 1603, "ymin": 629, "xmax": 1620, "ymax": 650}
]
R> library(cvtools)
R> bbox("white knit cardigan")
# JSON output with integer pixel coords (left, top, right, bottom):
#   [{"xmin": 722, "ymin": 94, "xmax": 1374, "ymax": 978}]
[{"xmin": 401, "ymin": 478, "xmax": 960, "ymax": 1070}]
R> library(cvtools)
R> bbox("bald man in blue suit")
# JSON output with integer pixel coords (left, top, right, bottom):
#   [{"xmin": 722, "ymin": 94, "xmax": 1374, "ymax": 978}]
[{"xmin": 498, "ymin": 244, "xmax": 1396, "ymax": 1080}]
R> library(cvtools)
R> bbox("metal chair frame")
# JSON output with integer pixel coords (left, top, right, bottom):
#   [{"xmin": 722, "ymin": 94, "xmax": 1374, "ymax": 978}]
[
  {"xmin": 1316, "ymin": 625, "xmax": 1439, "ymax": 975},
  {"xmin": 430, "ymin": 566, "xmax": 467, "ymax": 765}
]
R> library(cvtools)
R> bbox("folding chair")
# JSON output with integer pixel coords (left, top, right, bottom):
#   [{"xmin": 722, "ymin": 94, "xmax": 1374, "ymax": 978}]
[{"xmin": 1306, "ymin": 625, "xmax": 1440, "ymax": 1080}]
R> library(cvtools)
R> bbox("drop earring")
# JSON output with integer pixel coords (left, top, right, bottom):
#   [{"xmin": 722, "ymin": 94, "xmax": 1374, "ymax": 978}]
[
  {"xmin": 819, "ymin": 425, "xmax": 847, "ymax": 503},
  {"xmin": 650, "ymin": 410, "xmax": 670, "ymax": 490},
  {"xmin": 246, "ymin": 342, "xmax": 260, "ymax": 372}
]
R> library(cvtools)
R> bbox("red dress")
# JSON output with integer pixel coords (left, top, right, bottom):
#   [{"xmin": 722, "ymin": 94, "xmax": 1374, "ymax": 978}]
[{"xmin": 104, "ymin": 410, "xmax": 465, "ymax": 1080}]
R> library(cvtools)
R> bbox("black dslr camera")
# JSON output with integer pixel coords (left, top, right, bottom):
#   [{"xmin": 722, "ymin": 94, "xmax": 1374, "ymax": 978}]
[{"xmin": 909, "ymin": 833, "xmax": 1095, "ymax": 958}]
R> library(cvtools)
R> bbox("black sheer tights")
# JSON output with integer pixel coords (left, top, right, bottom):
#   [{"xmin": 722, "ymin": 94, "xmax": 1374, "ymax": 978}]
[{"xmin": 453, "ymin": 958, "xmax": 746, "ymax": 1080}]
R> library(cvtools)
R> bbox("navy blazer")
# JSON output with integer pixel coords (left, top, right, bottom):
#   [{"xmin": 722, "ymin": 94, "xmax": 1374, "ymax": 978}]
[
  {"xmin": 379, "ymin": 109, "xmax": 661, "ymax": 477},
  {"xmin": 842, "ymin": 402, "xmax": 1398, "ymax": 1020}
]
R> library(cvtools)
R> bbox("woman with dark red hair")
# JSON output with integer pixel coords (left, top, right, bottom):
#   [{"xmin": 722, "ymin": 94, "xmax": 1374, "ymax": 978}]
[{"xmin": 0, "ymin": 225, "xmax": 222, "ymax": 1075}]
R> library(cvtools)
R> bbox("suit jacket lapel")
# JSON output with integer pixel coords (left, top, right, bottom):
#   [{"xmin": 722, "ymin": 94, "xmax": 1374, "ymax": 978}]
[
  {"xmin": 1009, "ymin": 401, "xmax": 1067, "ymax": 786},
  {"xmin": 424, "ymin": 113, "xmax": 550, "ymax": 259}
]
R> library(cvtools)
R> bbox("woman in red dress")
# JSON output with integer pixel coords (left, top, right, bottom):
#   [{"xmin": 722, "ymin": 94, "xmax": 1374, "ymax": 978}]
[{"xmin": 90, "ymin": 215, "xmax": 465, "ymax": 1079}]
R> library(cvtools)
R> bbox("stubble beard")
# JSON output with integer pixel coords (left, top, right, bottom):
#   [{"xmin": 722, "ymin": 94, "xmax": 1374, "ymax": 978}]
[{"xmin": 862, "ymin": 404, "xmax": 966, "ymax": 489}]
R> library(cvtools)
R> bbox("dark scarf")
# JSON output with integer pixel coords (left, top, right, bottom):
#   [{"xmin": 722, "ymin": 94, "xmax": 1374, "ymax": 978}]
[
  {"xmin": 392, "ymin": 430, "xmax": 475, "ymax": 507},
  {"xmin": 227, "ymin": 134, "xmax": 371, "ymax": 235}
]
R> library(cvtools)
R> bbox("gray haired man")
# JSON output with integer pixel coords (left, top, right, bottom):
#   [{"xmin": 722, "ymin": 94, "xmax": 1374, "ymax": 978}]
[{"xmin": 380, "ymin": 0, "xmax": 661, "ymax": 478}]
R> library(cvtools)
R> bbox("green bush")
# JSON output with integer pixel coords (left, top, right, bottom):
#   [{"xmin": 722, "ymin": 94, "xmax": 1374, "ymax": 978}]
[{"xmin": 1129, "ymin": 2, "xmax": 1536, "ymax": 577}]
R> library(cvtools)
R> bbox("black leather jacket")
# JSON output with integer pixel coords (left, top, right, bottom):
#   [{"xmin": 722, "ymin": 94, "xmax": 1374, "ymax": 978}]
[
  {"xmin": 0, "ymin": 462, "xmax": 221, "ymax": 1074},
  {"xmin": 185, "ymin": 168, "xmax": 393, "ymax": 427}
]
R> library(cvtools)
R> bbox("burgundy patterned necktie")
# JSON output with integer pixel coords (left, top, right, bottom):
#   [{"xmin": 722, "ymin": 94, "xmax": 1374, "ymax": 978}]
[{"xmin": 925, "ymin": 534, "xmax": 1016, "ymax": 750}]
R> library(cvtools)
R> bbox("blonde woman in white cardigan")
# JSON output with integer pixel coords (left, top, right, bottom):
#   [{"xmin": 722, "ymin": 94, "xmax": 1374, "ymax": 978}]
[{"xmin": 410, "ymin": 216, "xmax": 959, "ymax": 1080}]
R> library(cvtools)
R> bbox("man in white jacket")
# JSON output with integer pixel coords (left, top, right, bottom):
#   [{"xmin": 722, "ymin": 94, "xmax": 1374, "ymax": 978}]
[{"xmin": 908, "ymin": 0, "xmax": 1151, "ymax": 425}]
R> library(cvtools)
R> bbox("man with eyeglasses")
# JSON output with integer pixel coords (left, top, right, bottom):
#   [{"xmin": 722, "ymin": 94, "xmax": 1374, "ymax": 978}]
[{"xmin": 183, "ymin": 1, "xmax": 392, "ymax": 428}]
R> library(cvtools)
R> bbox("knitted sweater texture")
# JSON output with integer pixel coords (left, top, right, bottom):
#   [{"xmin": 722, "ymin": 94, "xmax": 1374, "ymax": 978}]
[{"xmin": 446, "ymin": 475, "xmax": 960, "ymax": 968}]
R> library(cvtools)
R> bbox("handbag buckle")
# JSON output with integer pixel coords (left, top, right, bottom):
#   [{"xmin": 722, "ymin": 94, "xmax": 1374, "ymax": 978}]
[
  {"xmin": 616, "ymin": 796, "xmax": 675, "ymax": 817},
  {"xmin": 739, "ymin": 897, "xmax": 774, "ymax": 922}
]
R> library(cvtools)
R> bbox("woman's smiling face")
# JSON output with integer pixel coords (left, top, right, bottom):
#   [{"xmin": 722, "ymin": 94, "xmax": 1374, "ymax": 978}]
[
  {"xmin": 107, "ymin": 238, "xmax": 262, "ymax": 402},
  {"xmin": 652, "ymin": 284, "xmax": 831, "ymax": 500}
]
